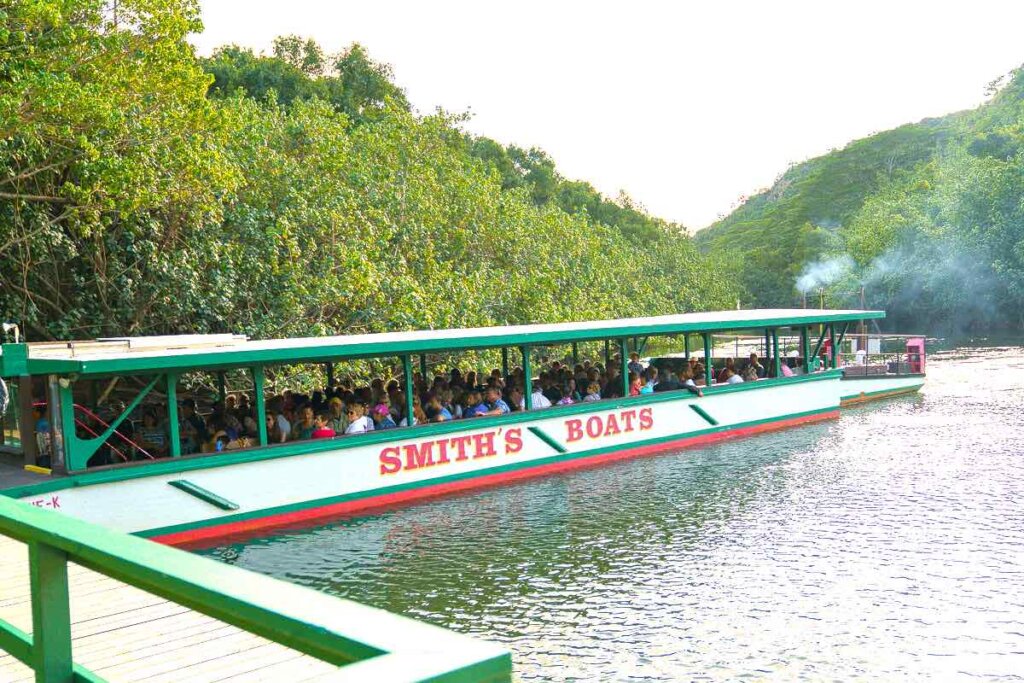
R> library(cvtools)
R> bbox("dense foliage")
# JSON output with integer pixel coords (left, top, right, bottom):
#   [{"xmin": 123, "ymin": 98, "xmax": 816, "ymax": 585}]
[
  {"xmin": 0, "ymin": 0, "xmax": 738, "ymax": 342},
  {"xmin": 697, "ymin": 71, "xmax": 1024, "ymax": 333}
]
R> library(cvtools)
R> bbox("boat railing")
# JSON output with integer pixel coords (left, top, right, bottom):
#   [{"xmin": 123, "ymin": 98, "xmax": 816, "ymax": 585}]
[
  {"xmin": 0, "ymin": 495, "xmax": 512, "ymax": 682},
  {"xmin": 33, "ymin": 401, "xmax": 154, "ymax": 463},
  {"xmin": 837, "ymin": 351, "xmax": 924, "ymax": 376}
]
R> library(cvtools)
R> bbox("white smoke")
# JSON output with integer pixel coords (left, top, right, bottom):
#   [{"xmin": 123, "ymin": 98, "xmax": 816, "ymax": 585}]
[{"xmin": 796, "ymin": 255, "xmax": 855, "ymax": 294}]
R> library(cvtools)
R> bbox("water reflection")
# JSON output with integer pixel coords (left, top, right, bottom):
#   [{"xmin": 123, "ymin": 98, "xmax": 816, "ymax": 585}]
[{"xmin": 200, "ymin": 346, "xmax": 1024, "ymax": 681}]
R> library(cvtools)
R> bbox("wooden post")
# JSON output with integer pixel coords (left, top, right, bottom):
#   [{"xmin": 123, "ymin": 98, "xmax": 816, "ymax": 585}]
[
  {"xmin": 252, "ymin": 366, "xmax": 267, "ymax": 447},
  {"xmin": 703, "ymin": 333, "xmax": 713, "ymax": 386},
  {"xmin": 522, "ymin": 346, "xmax": 532, "ymax": 410},
  {"xmin": 620, "ymin": 338, "xmax": 629, "ymax": 397},
  {"xmin": 29, "ymin": 542, "xmax": 73, "ymax": 683},
  {"xmin": 772, "ymin": 329, "xmax": 780, "ymax": 378},
  {"xmin": 402, "ymin": 355, "xmax": 414, "ymax": 427},
  {"xmin": 167, "ymin": 372, "xmax": 180, "ymax": 457}
]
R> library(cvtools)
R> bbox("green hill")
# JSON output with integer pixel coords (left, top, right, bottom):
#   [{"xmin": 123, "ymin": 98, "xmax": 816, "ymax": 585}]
[{"xmin": 696, "ymin": 67, "xmax": 1024, "ymax": 332}]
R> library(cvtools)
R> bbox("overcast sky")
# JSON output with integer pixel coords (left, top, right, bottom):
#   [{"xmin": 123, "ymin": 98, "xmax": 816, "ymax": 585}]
[{"xmin": 194, "ymin": 1, "xmax": 1024, "ymax": 231}]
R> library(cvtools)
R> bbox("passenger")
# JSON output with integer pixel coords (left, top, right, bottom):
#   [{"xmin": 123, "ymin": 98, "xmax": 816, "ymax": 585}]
[
  {"xmin": 292, "ymin": 406, "xmax": 316, "ymax": 441},
  {"xmin": 557, "ymin": 384, "xmax": 575, "ymax": 405},
  {"xmin": 526, "ymin": 384, "xmax": 552, "ymax": 409},
  {"xmin": 680, "ymin": 368, "xmax": 704, "ymax": 397},
  {"xmin": 654, "ymin": 371, "xmax": 682, "ymax": 392},
  {"xmin": 693, "ymin": 361, "xmax": 706, "ymax": 386},
  {"xmin": 583, "ymin": 382, "xmax": 602, "ymax": 402},
  {"xmin": 629, "ymin": 372, "xmax": 642, "ymax": 396},
  {"xmin": 481, "ymin": 386, "xmax": 511, "ymax": 415},
  {"xmin": 780, "ymin": 361, "xmax": 795, "ymax": 377},
  {"xmin": 138, "ymin": 409, "xmax": 168, "ymax": 458},
  {"xmin": 722, "ymin": 368, "xmax": 744, "ymax": 384},
  {"xmin": 643, "ymin": 366, "xmax": 658, "ymax": 393},
  {"xmin": 464, "ymin": 390, "xmax": 489, "ymax": 417},
  {"xmin": 628, "ymin": 352, "xmax": 644, "ymax": 377},
  {"xmin": 265, "ymin": 412, "xmax": 286, "ymax": 444},
  {"xmin": 716, "ymin": 358, "xmax": 736, "ymax": 384},
  {"xmin": 311, "ymin": 413, "xmax": 335, "ymax": 439},
  {"xmin": 327, "ymin": 397, "xmax": 346, "ymax": 435},
  {"xmin": 743, "ymin": 352, "xmax": 766, "ymax": 379},
  {"xmin": 344, "ymin": 402, "xmax": 375, "ymax": 434},
  {"xmin": 425, "ymin": 394, "xmax": 452, "ymax": 422},
  {"xmin": 399, "ymin": 396, "xmax": 427, "ymax": 426},
  {"xmin": 180, "ymin": 399, "xmax": 207, "ymax": 454},
  {"xmin": 742, "ymin": 365, "xmax": 759, "ymax": 382},
  {"xmin": 371, "ymin": 404, "xmax": 397, "ymax": 430},
  {"xmin": 507, "ymin": 386, "xmax": 524, "ymax": 412}
]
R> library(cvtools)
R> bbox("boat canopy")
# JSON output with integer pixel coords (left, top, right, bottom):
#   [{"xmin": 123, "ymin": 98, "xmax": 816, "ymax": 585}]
[{"xmin": 1, "ymin": 309, "xmax": 882, "ymax": 379}]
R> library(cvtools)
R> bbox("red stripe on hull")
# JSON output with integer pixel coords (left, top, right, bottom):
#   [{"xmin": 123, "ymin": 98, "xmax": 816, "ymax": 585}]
[{"xmin": 157, "ymin": 410, "xmax": 838, "ymax": 547}]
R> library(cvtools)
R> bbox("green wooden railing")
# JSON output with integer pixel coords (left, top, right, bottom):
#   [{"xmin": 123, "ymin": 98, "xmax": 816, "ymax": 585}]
[{"xmin": 0, "ymin": 496, "xmax": 512, "ymax": 682}]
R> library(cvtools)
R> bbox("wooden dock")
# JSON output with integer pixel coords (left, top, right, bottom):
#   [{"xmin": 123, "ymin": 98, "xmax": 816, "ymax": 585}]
[{"xmin": 0, "ymin": 535, "xmax": 343, "ymax": 682}]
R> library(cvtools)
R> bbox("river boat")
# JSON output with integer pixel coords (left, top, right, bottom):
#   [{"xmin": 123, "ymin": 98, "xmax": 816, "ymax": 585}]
[{"xmin": 0, "ymin": 309, "xmax": 924, "ymax": 545}]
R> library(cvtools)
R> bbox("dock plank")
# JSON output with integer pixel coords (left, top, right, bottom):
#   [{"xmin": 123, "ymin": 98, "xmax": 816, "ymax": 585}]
[{"xmin": 0, "ymin": 534, "xmax": 343, "ymax": 681}]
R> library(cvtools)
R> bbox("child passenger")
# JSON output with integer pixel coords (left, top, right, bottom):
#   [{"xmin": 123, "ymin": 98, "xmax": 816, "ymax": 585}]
[{"xmin": 311, "ymin": 412, "xmax": 335, "ymax": 439}]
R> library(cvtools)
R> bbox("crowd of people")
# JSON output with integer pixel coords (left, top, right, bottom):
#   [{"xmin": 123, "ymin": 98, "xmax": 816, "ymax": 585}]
[{"xmin": 39, "ymin": 350, "xmax": 783, "ymax": 465}]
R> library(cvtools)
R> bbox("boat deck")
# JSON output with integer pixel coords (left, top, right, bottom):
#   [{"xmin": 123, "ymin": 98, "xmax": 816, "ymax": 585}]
[
  {"xmin": 0, "ymin": 535, "xmax": 342, "ymax": 682},
  {"xmin": 0, "ymin": 454, "xmax": 51, "ymax": 492}
]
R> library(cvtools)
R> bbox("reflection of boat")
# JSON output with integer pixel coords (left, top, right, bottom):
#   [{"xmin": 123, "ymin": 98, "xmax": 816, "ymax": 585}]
[{"xmin": 0, "ymin": 309, "xmax": 924, "ymax": 545}]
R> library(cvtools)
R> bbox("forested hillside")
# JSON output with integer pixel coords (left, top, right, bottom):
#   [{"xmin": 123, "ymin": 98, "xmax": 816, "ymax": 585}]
[
  {"xmin": 697, "ymin": 70, "xmax": 1024, "ymax": 333},
  {"xmin": 0, "ymin": 0, "xmax": 737, "ymax": 343}
]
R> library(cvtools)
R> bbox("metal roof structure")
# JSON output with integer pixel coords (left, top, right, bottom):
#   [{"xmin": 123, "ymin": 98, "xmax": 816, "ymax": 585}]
[{"xmin": 2, "ymin": 309, "xmax": 883, "ymax": 377}]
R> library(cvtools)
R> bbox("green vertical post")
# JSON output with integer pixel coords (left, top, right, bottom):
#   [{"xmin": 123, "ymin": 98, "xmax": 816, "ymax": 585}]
[
  {"xmin": 522, "ymin": 346, "xmax": 532, "ymax": 410},
  {"xmin": 325, "ymin": 362, "xmax": 335, "ymax": 389},
  {"xmin": 572, "ymin": 342, "xmax": 579, "ymax": 365},
  {"xmin": 29, "ymin": 542, "xmax": 72, "ymax": 683},
  {"xmin": 252, "ymin": 366, "xmax": 267, "ymax": 447},
  {"xmin": 55, "ymin": 381, "xmax": 76, "ymax": 471},
  {"xmin": 216, "ymin": 371, "xmax": 226, "ymax": 405},
  {"xmin": 703, "ymin": 333, "xmax": 713, "ymax": 386},
  {"xmin": 772, "ymin": 329, "xmax": 781, "ymax": 378},
  {"xmin": 167, "ymin": 372, "xmax": 180, "ymax": 457},
  {"xmin": 419, "ymin": 354, "xmax": 427, "ymax": 381},
  {"xmin": 501, "ymin": 347, "xmax": 509, "ymax": 379},
  {"xmin": 828, "ymin": 323, "xmax": 837, "ymax": 369},
  {"xmin": 620, "ymin": 338, "xmax": 629, "ymax": 397},
  {"xmin": 801, "ymin": 327, "xmax": 811, "ymax": 373},
  {"xmin": 604, "ymin": 340, "xmax": 610, "ymax": 367},
  {"xmin": 402, "ymin": 355, "xmax": 414, "ymax": 427},
  {"xmin": 684, "ymin": 334, "xmax": 690, "ymax": 360}
]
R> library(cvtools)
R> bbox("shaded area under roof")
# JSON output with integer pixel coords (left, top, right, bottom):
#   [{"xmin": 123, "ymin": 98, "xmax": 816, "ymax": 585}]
[{"xmin": 7, "ymin": 309, "xmax": 883, "ymax": 377}]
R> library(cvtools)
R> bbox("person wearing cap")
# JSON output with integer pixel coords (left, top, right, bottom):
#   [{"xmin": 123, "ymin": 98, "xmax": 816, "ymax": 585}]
[
  {"xmin": 327, "ymin": 397, "xmax": 347, "ymax": 435},
  {"xmin": 371, "ymin": 403, "xmax": 396, "ymax": 430}
]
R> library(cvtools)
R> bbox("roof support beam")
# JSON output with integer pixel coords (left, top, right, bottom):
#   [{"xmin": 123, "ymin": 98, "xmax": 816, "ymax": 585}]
[{"xmin": 521, "ymin": 346, "xmax": 532, "ymax": 410}]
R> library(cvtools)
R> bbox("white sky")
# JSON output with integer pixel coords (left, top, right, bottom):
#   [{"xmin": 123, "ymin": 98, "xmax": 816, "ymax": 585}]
[{"xmin": 194, "ymin": 1, "xmax": 1024, "ymax": 231}]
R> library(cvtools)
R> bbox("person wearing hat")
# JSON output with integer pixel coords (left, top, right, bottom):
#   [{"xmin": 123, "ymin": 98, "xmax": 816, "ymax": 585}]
[
  {"xmin": 371, "ymin": 403, "xmax": 397, "ymax": 430},
  {"xmin": 328, "ymin": 397, "xmax": 347, "ymax": 435}
]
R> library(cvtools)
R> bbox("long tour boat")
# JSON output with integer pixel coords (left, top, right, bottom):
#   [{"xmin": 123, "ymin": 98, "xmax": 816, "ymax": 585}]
[{"xmin": 0, "ymin": 309, "xmax": 925, "ymax": 545}]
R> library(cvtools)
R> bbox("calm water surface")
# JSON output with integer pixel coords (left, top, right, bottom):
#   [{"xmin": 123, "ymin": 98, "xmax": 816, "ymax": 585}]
[{"xmin": 200, "ymin": 346, "xmax": 1024, "ymax": 681}]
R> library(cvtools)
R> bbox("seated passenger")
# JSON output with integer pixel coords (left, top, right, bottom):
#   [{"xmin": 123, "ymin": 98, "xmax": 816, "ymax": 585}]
[
  {"xmin": 345, "ymin": 403, "xmax": 375, "ymax": 434},
  {"xmin": 464, "ymin": 390, "xmax": 489, "ymax": 417},
  {"xmin": 311, "ymin": 413, "xmax": 335, "ymax": 439},
  {"xmin": 628, "ymin": 352, "xmax": 644, "ymax": 377},
  {"xmin": 557, "ymin": 384, "xmax": 575, "ymax": 405},
  {"xmin": 717, "ymin": 358, "xmax": 736, "ymax": 384},
  {"xmin": 721, "ymin": 368, "xmax": 744, "ymax": 384},
  {"xmin": 372, "ymin": 404, "xmax": 397, "ymax": 430},
  {"xmin": 526, "ymin": 385, "xmax": 552, "ymax": 409},
  {"xmin": 743, "ymin": 352, "xmax": 766, "ymax": 379},
  {"xmin": 629, "ymin": 372, "xmax": 642, "ymax": 396},
  {"xmin": 680, "ymin": 368, "xmax": 704, "ymax": 397},
  {"xmin": 643, "ymin": 367, "xmax": 658, "ymax": 393},
  {"xmin": 292, "ymin": 406, "xmax": 316, "ymax": 441},
  {"xmin": 138, "ymin": 409, "xmax": 168, "ymax": 458},
  {"xmin": 654, "ymin": 371, "xmax": 682, "ymax": 392},
  {"xmin": 482, "ymin": 386, "xmax": 511, "ymax": 415},
  {"xmin": 327, "ymin": 397, "xmax": 346, "ymax": 435},
  {"xmin": 742, "ymin": 365, "xmax": 760, "ymax": 382},
  {"xmin": 780, "ymin": 362, "xmax": 795, "ymax": 377},
  {"xmin": 425, "ymin": 394, "xmax": 452, "ymax": 422},
  {"xmin": 265, "ymin": 412, "xmax": 286, "ymax": 444},
  {"xmin": 583, "ymin": 382, "xmax": 602, "ymax": 402}
]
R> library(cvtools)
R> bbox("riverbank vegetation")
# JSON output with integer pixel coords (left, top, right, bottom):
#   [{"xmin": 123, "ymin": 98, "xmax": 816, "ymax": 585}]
[
  {"xmin": 696, "ymin": 69, "xmax": 1024, "ymax": 333},
  {"xmin": 0, "ymin": 0, "xmax": 738, "ymax": 342}
]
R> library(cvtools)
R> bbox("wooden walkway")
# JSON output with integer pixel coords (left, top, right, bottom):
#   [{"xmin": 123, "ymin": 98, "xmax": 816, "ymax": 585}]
[{"xmin": 0, "ymin": 535, "xmax": 345, "ymax": 682}]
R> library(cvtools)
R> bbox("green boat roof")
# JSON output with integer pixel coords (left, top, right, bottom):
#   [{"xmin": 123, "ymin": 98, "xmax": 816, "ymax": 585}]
[{"xmin": 3, "ymin": 308, "xmax": 883, "ymax": 377}]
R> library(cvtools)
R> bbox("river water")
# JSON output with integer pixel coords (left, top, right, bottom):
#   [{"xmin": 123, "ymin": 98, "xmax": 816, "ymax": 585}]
[{"xmin": 199, "ymin": 345, "xmax": 1024, "ymax": 681}]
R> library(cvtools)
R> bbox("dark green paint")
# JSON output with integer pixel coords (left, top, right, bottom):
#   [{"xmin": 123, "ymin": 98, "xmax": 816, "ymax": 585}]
[
  {"xmin": 689, "ymin": 404, "xmax": 719, "ymax": 426},
  {"xmin": 168, "ymin": 480, "xmax": 240, "ymax": 511},
  {"xmin": 527, "ymin": 426, "xmax": 567, "ymax": 454}
]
